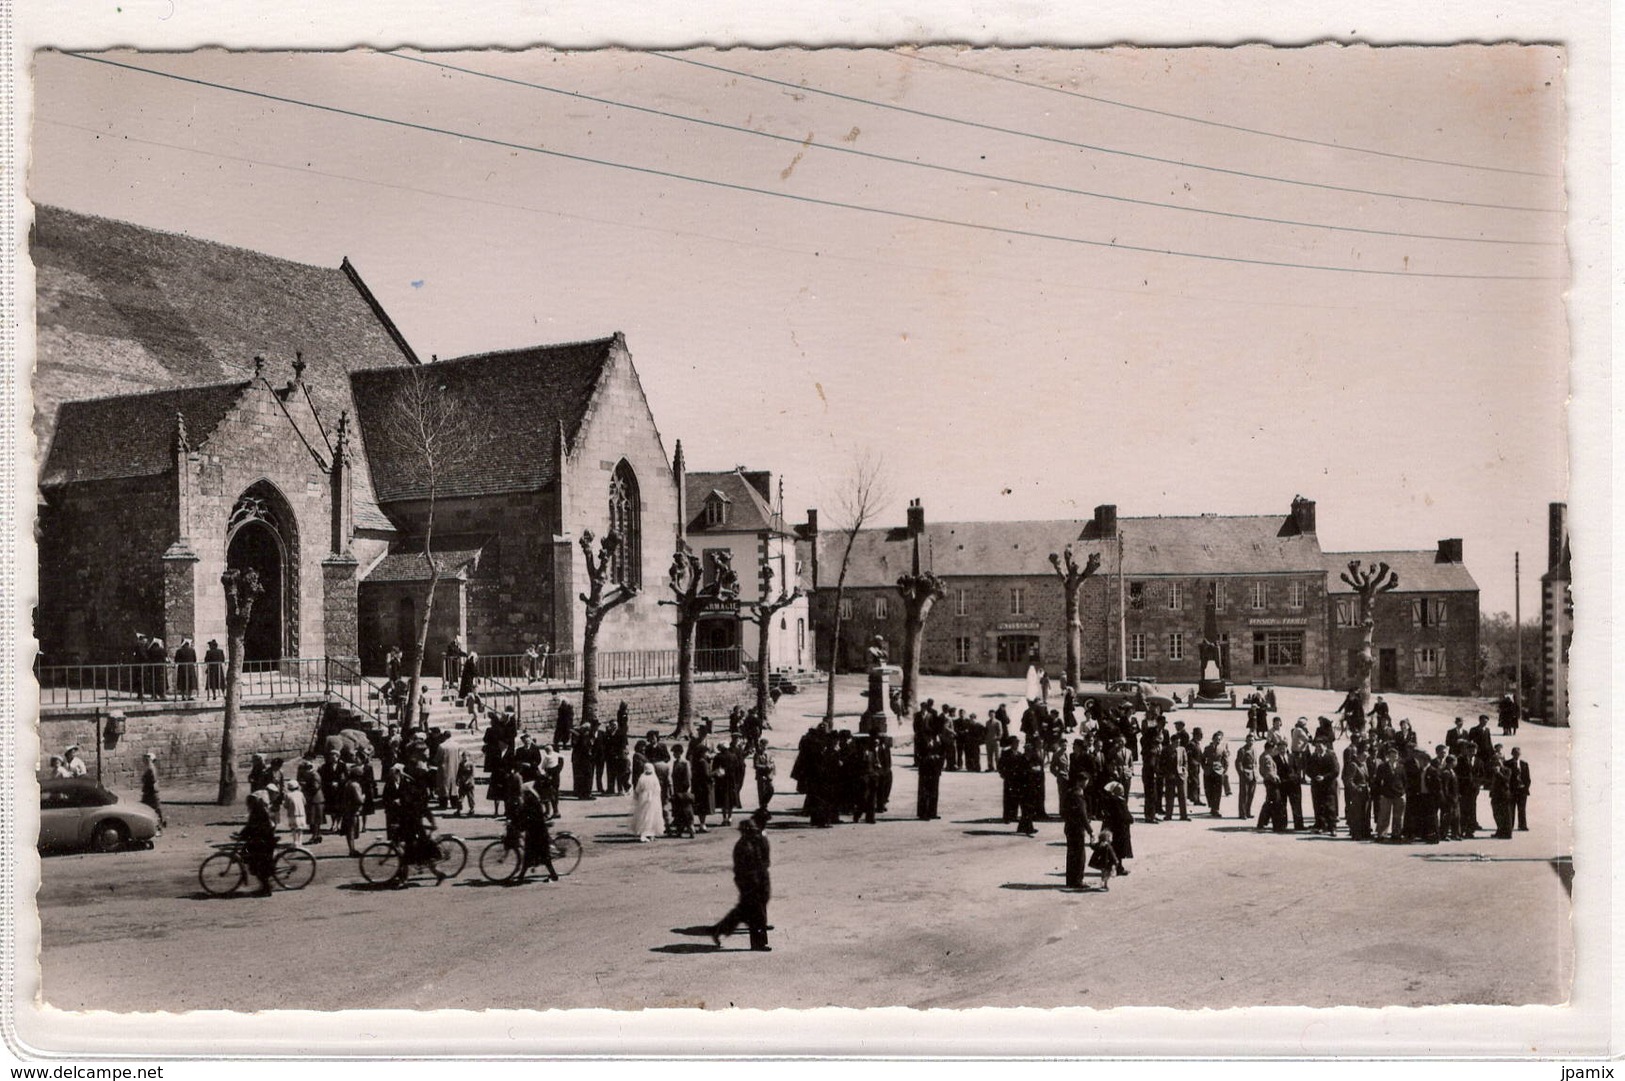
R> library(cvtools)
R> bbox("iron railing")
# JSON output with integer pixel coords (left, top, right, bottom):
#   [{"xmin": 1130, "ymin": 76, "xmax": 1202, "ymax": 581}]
[
  {"xmin": 470, "ymin": 647, "xmax": 744, "ymax": 685},
  {"xmin": 321, "ymin": 658, "xmax": 385, "ymax": 728},
  {"xmin": 39, "ymin": 657, "xmax": 343, "ymax": 709}
]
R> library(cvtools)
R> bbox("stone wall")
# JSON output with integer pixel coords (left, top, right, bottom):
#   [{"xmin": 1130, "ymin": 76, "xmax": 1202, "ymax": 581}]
[
  {"xmin": 37, "ymin": 473, "xmax": 173, "ymax": 665},
  {"xmin": 37, "ymin": 697, "xmax": 322, "ymax": 791},
  {"xmin": 496, "ymin": 674, "xmax": 756, "ymax": 737}
]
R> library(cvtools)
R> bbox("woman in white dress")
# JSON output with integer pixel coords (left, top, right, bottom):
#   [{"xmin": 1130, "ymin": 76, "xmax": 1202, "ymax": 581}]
[{"xmin": 630, "ymin": 763, "xmax": 664, "ymax": 842}]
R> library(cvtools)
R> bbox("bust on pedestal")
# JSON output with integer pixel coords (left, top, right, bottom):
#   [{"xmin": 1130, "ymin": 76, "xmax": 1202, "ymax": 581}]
[{"xmin": 861, "ymin": 635, "xmax": 900, "ymax": 735}]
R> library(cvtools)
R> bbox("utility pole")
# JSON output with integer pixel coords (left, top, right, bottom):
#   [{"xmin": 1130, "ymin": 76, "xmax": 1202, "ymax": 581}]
[{"xmin": 1514, "ymin": 551, "xmax": 1523, "ymax": 705}]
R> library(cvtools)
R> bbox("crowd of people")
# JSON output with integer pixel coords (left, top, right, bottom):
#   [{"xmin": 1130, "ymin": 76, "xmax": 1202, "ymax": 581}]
[{"xmin": 150, "ymin": 660, "xmax": 1536, "ymax": 915}]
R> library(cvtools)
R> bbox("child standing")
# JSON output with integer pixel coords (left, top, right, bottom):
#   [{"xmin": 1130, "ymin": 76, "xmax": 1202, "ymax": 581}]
[
  {"xmin": 454, "ymin": 751, "xmax": 476, "ymax": 816},
  {"xmin": 1088, "ymin": 828, "xmax": 1126, "ymax": 891}
]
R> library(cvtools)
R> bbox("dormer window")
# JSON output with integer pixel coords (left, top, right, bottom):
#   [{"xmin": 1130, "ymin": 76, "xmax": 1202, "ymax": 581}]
[{"xmin": 704, "ymin": 491, "xmax": 730, "ymax": 528}]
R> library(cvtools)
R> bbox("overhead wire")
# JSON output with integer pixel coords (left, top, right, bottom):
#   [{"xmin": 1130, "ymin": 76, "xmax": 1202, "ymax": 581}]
[
  {"xmin": 649, "ymin": 51, "xmax": 1564, "ymax": 214},
  {"xmin": 59, "ymin": 51, "xmax": 1560, "ymax": 281},
  {"xmin": 903, "ymin": 49, "xmax": 1561, "ymax": 179},
  {"xmin": 387, "ymin": 52, "xmax": 1554, "ymax": 249},
  {"xmin": 39, "ymin": 119, "xmax": 1544, "ymax": 317}
]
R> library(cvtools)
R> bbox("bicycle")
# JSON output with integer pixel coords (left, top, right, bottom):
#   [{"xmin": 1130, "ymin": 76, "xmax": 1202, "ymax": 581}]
[
  {"xmin": 356, "ymin": 832, "xmax": 468, "ymax": 886},
  {"xmin": 197, "ymin": 840, "xmax": 317, "ymax": 896},
  {"xmin": 479, "ymin": 825, "xmax": 583, "ymax": 883}
]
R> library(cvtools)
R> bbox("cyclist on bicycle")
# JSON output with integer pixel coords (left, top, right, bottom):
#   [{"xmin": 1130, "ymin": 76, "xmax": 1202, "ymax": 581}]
[
  {"xmin": 241, "ymin": 788, "xmax": 280, "ymax": 897},
  {"xmin": 391, "ymin": 766, "xmax": 442, "ymax": 884},
  {"xmin": 516, "ymin": 779, "xmax": 560, "ymax": 883}
]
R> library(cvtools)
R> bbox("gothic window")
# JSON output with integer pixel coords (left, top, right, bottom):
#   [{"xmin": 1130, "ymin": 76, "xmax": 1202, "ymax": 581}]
[{"xmin": 608, "ymin": 461, "xmax": 641, "ymax": 589}]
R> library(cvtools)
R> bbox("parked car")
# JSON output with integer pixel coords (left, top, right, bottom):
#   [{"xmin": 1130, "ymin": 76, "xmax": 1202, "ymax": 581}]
[
  {"xmin": 1075, "ymin": 679, "xmax": 1178, "ymax": 714},
  {"xmin": 38, "ymin": 777, "xmax": 161, "ymax": 853}
]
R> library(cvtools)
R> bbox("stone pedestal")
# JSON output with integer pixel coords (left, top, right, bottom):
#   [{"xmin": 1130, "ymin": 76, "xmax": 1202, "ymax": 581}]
[{"xmin": 860, "ymin": 664, "xmax": 901, "ymax": 735}]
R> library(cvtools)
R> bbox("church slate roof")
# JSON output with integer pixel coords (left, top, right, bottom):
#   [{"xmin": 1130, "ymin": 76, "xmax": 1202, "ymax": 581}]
[
  {"xmin": 350, "ymin": 337, "xmax": 617, "ymax": 503},
  {"xmin": 827, "ymin": 514, "xmax": 1326, "ymax": 587},
  {"xmin": 363, "ymin": 541, "xmax": 488, "ymax": 583},
  {"xmin": 685, "ymin": 469, "xmax": 789, "ymax": 535},
  {"xmin": 1323, "ymin": 550, "xmax": 1478, "ymax": 594},
  {"xmin": 32, "ymin": 204, "xmax": 415, "ymax": 528},
  {"xmin": 40, "ymin": 381, "xmax": 249, "ymax": 486}
]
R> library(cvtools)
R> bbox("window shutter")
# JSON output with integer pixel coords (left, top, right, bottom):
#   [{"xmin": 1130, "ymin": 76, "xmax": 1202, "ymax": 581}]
[
  {"xmin": 1411, "ymin": 599, "xmax": 1422, "ymax": 627},
  {"xmin": 1436, "ymin": 599, "xmax": 1449, "ymax": 625},
  {"xmin": 1437, "ymin": 648, "xmax": 1446, "ymax": 675},
  {"xmin": 1412, "ymin": 647, "xmax": 1423, "ymax": 675}
]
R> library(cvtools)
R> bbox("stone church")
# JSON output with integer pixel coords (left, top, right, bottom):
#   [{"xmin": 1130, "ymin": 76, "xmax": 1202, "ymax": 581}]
[{"xmin": 34, "ymin": 205, "xmax": 679, "ymax": 674}]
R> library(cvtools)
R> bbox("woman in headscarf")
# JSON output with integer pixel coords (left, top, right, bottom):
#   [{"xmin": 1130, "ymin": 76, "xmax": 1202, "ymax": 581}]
[
  {"xmin": 630, "ymin": 763, "xmax": 664, "ymax": 842},
  {"xmin": 458, "ymin": 650, "xmax": 480, "ymax": 701},
  {"xmin": 691, "ymin": 744, "xmax": 714, "ymax": 833},
  {"xmin": 174, "ymin": 638, "xmax": 198, "ymax": 700},
  {"xmin": 204, "ymin": 639, "xmax": 226, "ymax": 701}
]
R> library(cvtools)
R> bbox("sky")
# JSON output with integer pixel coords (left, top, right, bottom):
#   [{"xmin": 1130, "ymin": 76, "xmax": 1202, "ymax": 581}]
[{"xmin": 26, "ymin": 45, "xmax": 1569, "ymax": 615}]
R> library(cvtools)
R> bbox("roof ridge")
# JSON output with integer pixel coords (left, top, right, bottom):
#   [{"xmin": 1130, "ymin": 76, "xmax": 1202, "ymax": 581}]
[{"xmin": 437, "ymin": 335, "xmax": 619, "ymax": 368}]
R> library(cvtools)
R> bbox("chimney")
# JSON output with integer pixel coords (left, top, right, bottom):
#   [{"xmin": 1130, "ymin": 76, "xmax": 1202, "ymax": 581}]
[
  {"xmin": 1094, "ymin": 504, "xmax": 1118, "ymax": 537},
  {"xmin": 906, "ymin": 499, "xmax": 925, "ymax": 576},
  {"xmin": 1436, "ymin": 538, "xmax": 1463, "ymax": 564},
  {"xmin": 1290, "ymin": 495, "xmax": 1317, "ymax": 535},
  {"xmin": 806, "ymin": 508, "xmax": 819, "ymax": 589},
  {"xmin": 1548, "ymin": 502, "xmax": 1567, "ymax": 572}
]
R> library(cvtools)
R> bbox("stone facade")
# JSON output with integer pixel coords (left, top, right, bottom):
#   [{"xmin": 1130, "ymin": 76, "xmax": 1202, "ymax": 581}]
[
  {"xmin": 359, "ymin": 491, "xmax": 561, "ymax": 671},
  {"xmin": 556, "ymin": 338, "xmax": 682, "ymax": 655},
  {"xmin": 1325, "ymin": 589, "xmax": 1480, "ymax": 697},
  {"xmin": 823, "ymin": 571, "xmax": 1330, "ymax": 687}
]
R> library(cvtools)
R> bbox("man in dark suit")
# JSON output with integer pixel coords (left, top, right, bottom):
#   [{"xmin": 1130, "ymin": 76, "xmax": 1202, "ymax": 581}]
[
  {"xmin": 1277, "ymin": 741, "xmax": 1306, "ymax": 831},
  {"xmin": 1508, "ymin": 746, "xmax": 1532, "ymax": 830},
  {"xmin": 1470, "ymin": 715, "xmax": 1496, "ymax": 762},
  {"xmin": 915, "ymin": 722, "xmax": 946, "ymax": 820},
  {"xmin": 1060, "ymin": 779, "xmax": 1092, "ymax": 888}
]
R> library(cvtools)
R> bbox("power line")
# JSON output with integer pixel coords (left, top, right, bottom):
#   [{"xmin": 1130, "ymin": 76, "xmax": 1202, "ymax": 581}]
[
  {"xmin": 649, "ymin": 51, "xmax": 1564, "ymax": 215},
  {"xmin": 388, "ymin": 52, "xmax": 1555, "ymax": 249},
  {"xmin": 904, "ymin": 50, "xmax": 1562, "ymax": 179},
  {"xmin": 40, "ymin": 120, "xmax": 1543, "ymax": 318},
  {"xmin": 59, "ymin": 52, "xmax": 1559, "ymax": 281}
]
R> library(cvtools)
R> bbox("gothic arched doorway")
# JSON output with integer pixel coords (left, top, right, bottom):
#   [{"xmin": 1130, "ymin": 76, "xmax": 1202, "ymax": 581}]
[{"xmin": 226, "ymin": 482, "xmax": 299, "ymax": 663}]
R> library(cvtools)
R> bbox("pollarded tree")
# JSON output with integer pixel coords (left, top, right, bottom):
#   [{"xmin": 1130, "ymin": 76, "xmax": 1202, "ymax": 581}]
[
  {"xmin": 217, "ymin": 567, "xmax": 263, "ymax": 806},
  {"xmin": 1340, "ymin": 559, "xmax": 1400, "ymax": 709},
  {"xmin": 744, "ymin": 561, "xmax": 802, "ymax": 723},
  {"xmin": 578, "ymin": 529, "xmax": 638, "ymax": 731},
  {"xmin": 894, "ymin": 568, "xmax": 944, "ymax": 717},
  {"xmin": 661, "ymin": 542, "xmax": 739, "ymax": 736},
  {"xmin": 1047, "ymin": 546, "xmax": 1102, "ymax": 691}
]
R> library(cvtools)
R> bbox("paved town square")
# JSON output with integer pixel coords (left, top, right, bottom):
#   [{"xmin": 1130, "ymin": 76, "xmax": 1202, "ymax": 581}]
[
  {"xmin": 20, "ymin": 40, "xmax": 1584, "ymax": 1051},
  {"xmin": 37, "ymin": 677, "xmax": 1570, "ymax": 1012}
]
